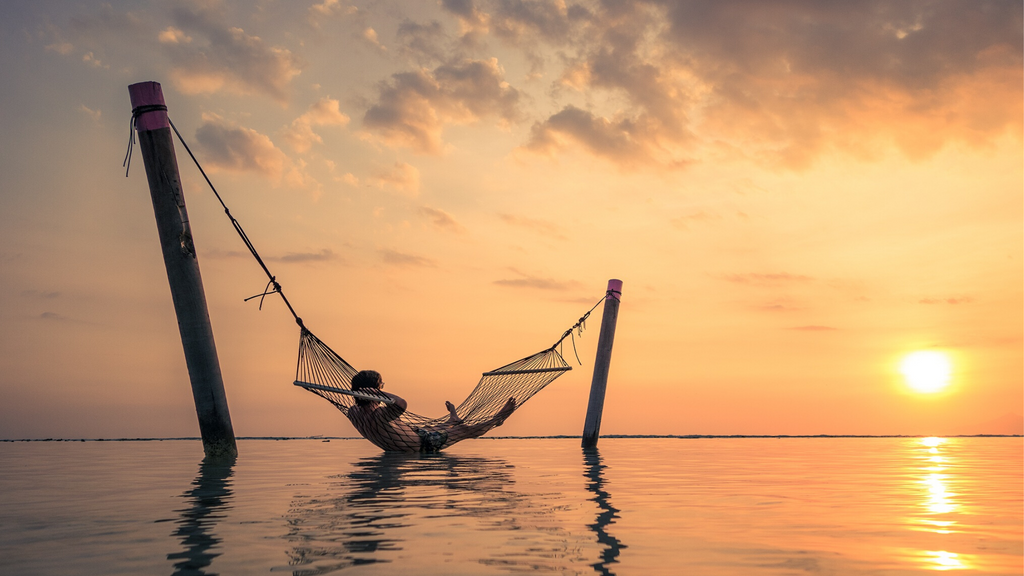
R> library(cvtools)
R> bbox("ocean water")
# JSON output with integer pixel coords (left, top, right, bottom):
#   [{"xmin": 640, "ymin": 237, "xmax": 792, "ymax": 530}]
[{"xmin": 0, "ymin": 437, "xmax": 1020, "ymax": 575}]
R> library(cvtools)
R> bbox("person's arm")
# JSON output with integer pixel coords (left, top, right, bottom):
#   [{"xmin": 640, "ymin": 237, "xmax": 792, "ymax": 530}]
[{"xmin": 378, "ymin": 392, "xmax": 408, "ymax": 421}]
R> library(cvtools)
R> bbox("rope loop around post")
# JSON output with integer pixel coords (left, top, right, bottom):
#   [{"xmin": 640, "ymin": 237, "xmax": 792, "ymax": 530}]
[
  {"xmin": 548, "ymin": 285, "xmax": 623, "ymax": 362},
  {"xmin": 123, "ymin": 104, "xmax": 169, "ymax": 177}
]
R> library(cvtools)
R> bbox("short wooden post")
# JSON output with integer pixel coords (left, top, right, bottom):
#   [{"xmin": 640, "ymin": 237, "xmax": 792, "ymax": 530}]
[
  {"xmin": 129, "ymin": 81, "xmax": 237, "ymax": 458},
  {"xmin": 582, "ymin": 279, "xmax": 622, "ymax": 449}
]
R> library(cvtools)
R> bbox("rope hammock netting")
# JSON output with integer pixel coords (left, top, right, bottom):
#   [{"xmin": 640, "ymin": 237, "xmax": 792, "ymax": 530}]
[
  {"xmin": 127, "ymin": 105, "xmax": 610, "ymax": 452},
  {"xmin": 295, "ymin": 328, "xmax": 576, "ymax": 452}
]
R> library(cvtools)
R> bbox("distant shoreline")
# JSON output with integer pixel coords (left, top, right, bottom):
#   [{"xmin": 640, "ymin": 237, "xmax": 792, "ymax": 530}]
[{"xmin": 1, "ymin": 434, "xmax": 1020, "ymax": 442}]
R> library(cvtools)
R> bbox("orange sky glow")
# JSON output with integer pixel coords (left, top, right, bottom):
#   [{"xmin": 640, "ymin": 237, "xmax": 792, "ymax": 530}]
[{"xmin": 0, "ymin": 0, "xmax": 1020, "ymax": 438}]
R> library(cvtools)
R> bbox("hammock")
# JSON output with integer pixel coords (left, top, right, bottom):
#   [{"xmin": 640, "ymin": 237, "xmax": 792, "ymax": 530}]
[
  {"xmin": 293, "ymin": 327, "xmax": 573, "ymax": 451},
  {"xmin": 130, "ymin": 109, "xmax": 600, "ymax": 450}
]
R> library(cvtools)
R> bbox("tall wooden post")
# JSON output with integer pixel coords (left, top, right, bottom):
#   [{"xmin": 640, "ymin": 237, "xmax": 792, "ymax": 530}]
[
  {"xmin": 129, "ymin": 81, "xmax": 237, "ymax": 458},
  {"xmin": 582, "ymin": 279, "xmax": 622, "ymax": 449}
]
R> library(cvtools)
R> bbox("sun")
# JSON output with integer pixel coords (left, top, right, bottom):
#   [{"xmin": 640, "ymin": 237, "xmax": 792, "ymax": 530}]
[{"xmin": 900, "ymin": 351, "xmax": 952, "ymax": 393}]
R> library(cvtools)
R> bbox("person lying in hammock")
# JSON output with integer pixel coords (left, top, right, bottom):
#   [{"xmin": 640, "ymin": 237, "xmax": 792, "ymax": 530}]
[{"xmin": 345, "ymin": 370, "xmax": 517, "ymax": 453}]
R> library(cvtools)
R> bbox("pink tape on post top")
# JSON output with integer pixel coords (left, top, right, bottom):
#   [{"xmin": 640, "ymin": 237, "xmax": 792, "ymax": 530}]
[
  {"xmin": 606, "ymin": 279, "xmax": 622, "ymax": 300},
  {"xmin": 128, "ymin": 81, "xmax": 170, "ymax": 131}
]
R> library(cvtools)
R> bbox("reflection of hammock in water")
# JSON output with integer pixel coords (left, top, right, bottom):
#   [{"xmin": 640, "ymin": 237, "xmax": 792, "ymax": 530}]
[{"xmin": 160, "ymin": 118, "xmax": 602, "ymax": 440}]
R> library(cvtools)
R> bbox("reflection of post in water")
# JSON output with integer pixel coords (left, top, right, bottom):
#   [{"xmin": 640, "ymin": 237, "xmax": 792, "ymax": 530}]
[
  {"xmin": 166, "ymin": 455, "xmax": 236, "ymax": 576},
  {"xmin": 584, "ymin": 448, "xmax": 625, "ymax": 576},
  {"xmin": 285, "ymin": 453, "xmax": 519, "ymax": 573}
]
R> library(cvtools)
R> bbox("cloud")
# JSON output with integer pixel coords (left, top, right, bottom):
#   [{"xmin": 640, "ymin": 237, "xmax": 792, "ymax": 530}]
[
  {"xmin": 271, "ymin": 249, "xmax": 339, "ymax": 263},
  {"xmin": 367, "ymin": 162, "xmax": 421, "ymax": 196},
  {"xmin": 309, "ymin": 0, "xmax": 358, "ymax": 22},
  {"xmin": 499, "ymin": 214, "xmax": 566, "ymax": 240},
  {"xmin": 757, "ymin": 301, "xmax": 803, "ymax": 312},
  {"xmin": 493, "ymin": 268, "xmax": 581, "ymax": 290},
  {"xmin": 327, "ymin": 161, "xmax": 360, "ymax": 186},
  {"xmin": 419, "ymin": 207, "xmax": 465, "ymax": 233},
  {"xmin": 194, "ymin": 114, "xmax": 318, "ymax": 191},
  {"xmin": 503, "ymin": 2, "xmax": 695, "ymax": 166},
  {"xmin": 45, "ymin": 42, "xmax": 74, "ymax": 55},
  {"xmin": 396, "ymin": 19, "xmax": 449, "ymax": 64},
  {"xmin": 363, "ymin": 58, "xmax": 521, "ymax": 153},
  {"xmin": 919, "ymin": 297, "xmax": 975, "ymax": 305},
  {"xmin": 491, "ymin": 0, "xmax": 574, "ymax": 42},
  {"xmin": 44, "ymin": 3, "xmax": 149, "ymax": 60},
  {"xmin": 195, "ymin": 114, "xmax": 289, "ymax": 178},
  {"xmin": 78, "ymin": 104, "xmax": 101, "ymax": 123},
  {"xmin": 440, "ymin": 0, "xmax": 491, "ymax": 43},
  {"xmin": 39, "ymin": 312, "xmax": 68, "ymax": 321},
  {"xmin": 362, "ymin": 27, "xmax": 386, "ymax": 52},
  {"xmin": 662, "ymin": 0, "xmax": 1022, "ymax": 166},
  {"xmin": 158, "ymin": 26, "xmax": 191, "ymax": 44},
  {"xmin": 166, "ymin": 4, "xmax": 302, "ymax": 103},
  {"xmin": 207, "ymin": 247, "xmax": 340, "ymax": 263},
  {"xmin": 282, "ymin": 98, "xmax": 351, "ymax": 153},
  {"xmin": 307, "ymin": 0, "xmax": 384, "ymax": 55},
  {"xmin": 723, "ymin": 272, "xmax": 814, "ymax": 286},
  {"xmin": 81, "ymin": 52, "xmax": 106, "ymax": 68},
  {"xmin": 379, "ymin": 248, "xmax": 436, "ymax": 267},
  {"xmin": 508, "ymin": 0, "xmax": 1021, "ymax": 168},
  {"xmin": 525, "ymin": 105, "xmax": 660, "ymax": 166},
  {"xmin": 45, "ymin": 3, "xmax": 301, "ymax": 105}
]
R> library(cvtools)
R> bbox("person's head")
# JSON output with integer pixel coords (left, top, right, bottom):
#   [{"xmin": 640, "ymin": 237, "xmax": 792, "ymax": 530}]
[{"xmin": 351, "ymin": 370, "xmax": 383, "ymax": 406}]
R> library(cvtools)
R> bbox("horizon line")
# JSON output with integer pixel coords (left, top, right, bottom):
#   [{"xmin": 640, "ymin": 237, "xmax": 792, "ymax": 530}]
[{"xmin": 1, "ymin": 434, "xmax": 1020, "ymax": 442}]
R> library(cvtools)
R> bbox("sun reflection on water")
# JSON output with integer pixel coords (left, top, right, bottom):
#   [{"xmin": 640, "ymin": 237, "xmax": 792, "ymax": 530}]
[
  {"xmin": 909, "ymin": 438, "xmax": 974, "ymax": 571},
  {"xmin": 917, "ymin": 438, "xmax": 957, "ymax": 518},
  {"xmin": 921, "ymin": 550, "xmax": 968, "ymax": 570},
  {"xmin": 924, "ymin": 474, "xmax": 955, "ymax": 515}
]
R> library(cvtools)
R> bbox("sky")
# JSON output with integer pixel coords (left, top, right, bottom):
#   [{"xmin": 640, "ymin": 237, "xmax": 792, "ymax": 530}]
[{"xmin": 0, "ymin": 0, "xmax": 1020, "ymax": 439}]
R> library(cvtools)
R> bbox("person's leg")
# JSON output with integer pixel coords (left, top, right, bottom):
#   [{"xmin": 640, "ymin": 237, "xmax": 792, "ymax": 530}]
[{"xmin": 444, "ymin": 401, "xmax": 463, "ymax": 424}]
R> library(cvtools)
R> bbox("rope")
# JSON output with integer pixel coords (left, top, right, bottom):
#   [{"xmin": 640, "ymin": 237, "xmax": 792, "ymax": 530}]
[
  {"xmin": 123, "ymin": 104, "xmax": 167, "ymax": 177},
  {"xmin": 167, "ymin": 118, "xmax": 304, "ymax": 328},
  {"xmin": 548, "ymin": 291, "xmax": 614, "ymax": 363},
  {"xmin": 124, "ymin": 106, "xmax": 304, "ymax": 329}
]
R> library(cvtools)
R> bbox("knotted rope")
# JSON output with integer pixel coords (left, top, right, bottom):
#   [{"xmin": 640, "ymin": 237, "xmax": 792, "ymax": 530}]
[
  {"xmin": 548, "ymin": 287, "xmax": 619, "ymax": 364},
  {"xmin": 124, "ymin": 106, "xmax": 304, "ymax": 329}
]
